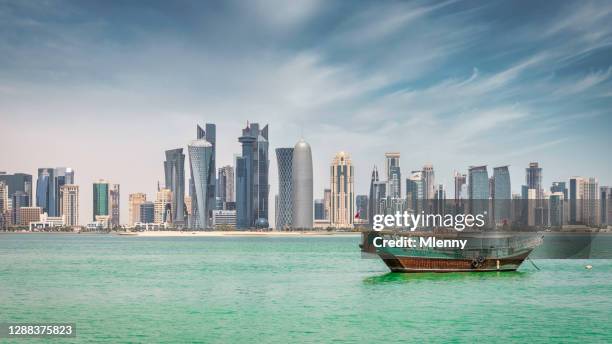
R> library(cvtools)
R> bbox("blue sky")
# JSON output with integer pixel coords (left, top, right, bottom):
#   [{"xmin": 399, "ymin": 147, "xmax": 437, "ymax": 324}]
[{"xmin": 1, "ymin": 0, "xmax": 611, "ymax": 224}]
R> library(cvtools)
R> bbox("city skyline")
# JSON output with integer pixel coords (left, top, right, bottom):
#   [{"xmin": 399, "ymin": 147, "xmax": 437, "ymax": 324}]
[{"xmin": 1, "ymin": 1, "xmax": 611, "ymax": 226}]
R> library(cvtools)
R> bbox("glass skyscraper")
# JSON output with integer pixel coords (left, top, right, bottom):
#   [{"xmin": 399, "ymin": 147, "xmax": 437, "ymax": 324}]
[
  {"xmin": 188, "ymin": 138, "xmax": 214, "ymax": 229},
  {"xmin": 164, "ymin": 148, "xmax": 186, "ymax": 226},
  {"xmin": 493, "ymin": 166, "xmax": 511, "ymax": 226},
  {"xmin": 93, "ymin": 180, "xmax": 109, "ymax": 221},
  {"xmin": 36, "ymin": 168, "xmax": 55, "ymax": 216},
  {"xmin": 468, "ymin": 165, "xmax": 489, "ymax": 224},
  {"xmin": 236, "ymin": 123, "xmax": 269, "ymax": 229},
  {"xmin": 275, "ymin": 147, "xmax": 293, "ymax": 230}
]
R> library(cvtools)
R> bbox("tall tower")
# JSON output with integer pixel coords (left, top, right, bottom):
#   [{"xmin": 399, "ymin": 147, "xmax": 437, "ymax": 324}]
[
  {"xmin": 37, "ymin": 168, "xmax": 55, "ymax": 216},
  {"xmin": 368, "ymin": 166, "xmax": 379, "ymax": 225},
  {"xmin": 292, "ymin": 139, "xmax": 313, "ymax": 229},
  {"xmin": 275, "ymin": 147, "xmax": 293, "ymax": 229},
  {"xmin": 493, "ymin": 166, "xmax": 511, "ymax": 226},
  {"xmin": 217, "ymin": 165, "xmax": 235, "ymax": 206},
  {"xmin": 92, "ymin": 180, "xmax": 109, "ymax": 221},
  {"xmin": 154, "ymin": 188, "xmax": 173, "ymax": 224},
  {"xmin": 422, "ymin": 164, "xmax": 435, "ymax": 200},
  {"xmin": 526, "ymin": 162, "xmax": 543, "ymax": 199},
  {"xmin": 110, "ymin": 184, "xmax": 120, "ymax": 228},
  {"xmin": 406, "ymin": 171, "xmax": 423, "ymax": 213},
  {"xmin": 128, "ymin": 193, "xmax": 147, "ymax": 227},
  {"xmin": 188, "ymin": 138, "xmax": 214, "ymax": 229},
  {"xmin": 330, "ymin": 151, "xmax": 354, "ymax": 228},
  {"xmin": 54, "ymin": 167, "xmax": 74, "ymax": 216},
  {"xmin": 385, "ymin": 153, "xmax": 401, "ymax": 199},
  {"xmin": 60, "ymin": 184, "xmax": 79, "ymax": 227},
  {"xmin": 197, "ymin": 124, "xmax": 216, "ymax": 216},
  {"xmin": 164, "ymin": 148, "xmax": 185, "ymax": 226},
  {"xmin": 236, "ymin": 123, "xmax": 269, "ymax": 229},
  {"xmin": 468, "ymin": 165, "xmax": 489, "ymax": 224}
]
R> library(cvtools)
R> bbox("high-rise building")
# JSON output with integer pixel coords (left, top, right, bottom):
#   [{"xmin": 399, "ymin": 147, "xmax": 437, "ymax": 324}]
[
  {"xmin": 314, "ymin": 199, "xmax": 325, "ymax": 220},
  {"xmin": 188, "ymin": 136, "xmax": 214, "ymax": 229},
  {"xmin": 323, "ymin": 189, "xmax": 331, "ymax": 221},
  {"xmin": 569, "ymin": 177, "xmax": 584, "ymax": 224},
  {"xmin": 139, "ymin": 201, "xmax": 155, "ymax": 223},
  {"xmin": 526, "ymin": 162, "xmax": 543, "ymax": 199},
  {"xmin": 453, "ymin": 171, "xmax": 467, "ymax": 202},
  {"xmin": 12, "ymin": 191, "xmax": 29, "ymax": 226},
  {"xmin": 0, "ymin": 172, "xmax": 33, "ymax": 207},
  {"xmin": 236, "ymin": 123, "xmax": 269, "ymax": 229},
  {"xmin": 128, "ymin": 193, "xmax": 147, "ymax": 227},
  {"xmin": 154, "ymin": 188, "xmax": 172, "ymax": 224},
  {"xmin": 110, "ymin": 184, "xmax": 120, "ymax": 228},
  {"xmin": 60, "ymin": 184, "xmax": 79, "ymax": 227},
  {"xmin": 292, "ymin": 139, "xmax": 313, "ymax": 229},
  {"xmin": 92, "ymin": 180, "xmax": 109, "ymax": 221},
  {"xmin": 434, "ymin": 184, "xmax": 446, "ymax": 215},
  {"xmin": 0, "ymin": 181, "xmax": 8, "ymax": 228},
  {"xmin": 217, "ymin": 165, "xmax": 235, "ymax": 206},
  {"xmin": 468, "ymin": 166, "xmax": 489, "ymax": 222},
  {"xmin": 551, "ymin": 182, "xmax": 568, "ymax": 200},
  {"xmin": 275, "ymin": 147, "xmax": 294, "ymax": 230},
  {"xmin": 54, "ymin": 167, "xmax": 74, "ymax": 216},
  {"xmin": 422, "ymin": 164, "xmax": 435, "ymax": 200},
  {"xmin": 37, "ymin": 168, "xmax": 56, "ymax": 216},
  {"xmin": 385, "ymin": 153, "xmax": 401, "ymax": 199},
  {"xmin": 164, "ymin": 148, "xmax": 185, "ymax": 226},
  {"xmin": 330, "ymin": 151, "xmax": 354, "ymax": 228},
  {"xmin": 601, "ymin": 186, "xmax": 612, "ymax": 226},
  {"xmin": 355, "ymin": 195, "xmax": 368, "ymax": 223},
  {"xmin": 549, "ymin": 192, "xmax": 565, "ymax": 227},
  {"xmin": 368, "ymin": 166, "xmax": 380, "ymax": 225},
  {"xmin": 406, "ymin": 171, "xmax": 423, "ymax": 213},
  {"xmin": 493, "ymin": 166, "xmax": 511, "ymax": 226},
  {"xmin": 582, "ymin": 178, "xmax": 599, "ymax": 226},
  {"xmin": 197, "ymin": 123, "xmax": 217, "ymax": 214}
]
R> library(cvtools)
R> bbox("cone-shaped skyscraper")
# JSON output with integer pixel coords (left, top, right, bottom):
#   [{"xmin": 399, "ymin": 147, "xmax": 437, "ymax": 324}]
[{"xmin": 291, "ymin": 139, "xmax": 313, "ymax": 229}]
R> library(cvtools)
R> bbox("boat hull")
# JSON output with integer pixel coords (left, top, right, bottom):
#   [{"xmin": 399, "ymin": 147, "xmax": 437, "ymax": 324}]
[{"xmin": 380, "ymin": 250, "xmax": 532, "ymax": 273}]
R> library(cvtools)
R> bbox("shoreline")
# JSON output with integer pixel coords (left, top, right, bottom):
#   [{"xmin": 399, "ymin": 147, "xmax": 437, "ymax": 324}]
[{"xmin": 0, "ymin": 230, "xmax": 362, "ymax": 237}]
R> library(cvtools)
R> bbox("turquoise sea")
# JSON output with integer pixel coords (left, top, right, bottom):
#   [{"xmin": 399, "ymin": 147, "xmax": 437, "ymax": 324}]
[{"xmin": 1, "ymin": 234, "xmax": 611, "ymax": 343}]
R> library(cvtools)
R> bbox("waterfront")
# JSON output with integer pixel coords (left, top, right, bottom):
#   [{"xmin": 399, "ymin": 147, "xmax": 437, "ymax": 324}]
[{"xmin": 1, "ymin": 234, "xmax": 611, "ymax": 343}]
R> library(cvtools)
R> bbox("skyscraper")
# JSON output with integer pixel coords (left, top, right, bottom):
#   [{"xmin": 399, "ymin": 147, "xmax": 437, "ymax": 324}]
[
  {"xmin": 188, "ymin": 137, "xmax": 214, "ymax": 229},
  {"xmin": 11, "ymin": 191, "xmax": 29, "ymax": 226},
  {"xmin": 356, "ymin": 195, "xmax": 368, "ymax": 222},
  {"xmin": 0, "ymin": 181, "xmax": 8, "ymax": 228},
  {"xmin": 493, "ymin": 166, "xmax": 511, "ymax": 226},
  {"xmin": 526, "ymin": 162, "xmax": 543, "ymax": 199},
  {"xmin": 368, "ymin": 166, "xmax": 379, "ymax": 225},
  {"xmin": 468, "ymin": 165, "xmax": 489, "ymax": 222},
  {"xmin": 154, "ymin": 188, "xmax": 172, "ymax": 224},
  {"xmin": 110, "ymin": 184, "xmax": 120, "ymax": 228},
  {"xmin": 60, "ymin": 184, "xmax": 79, "ymax": 227},
  {"xmin": 314, "ymin": 199, "xmax": 325, "ymax": 220},
  {"xmin": 275, "ymin": 147, "xmax": 294, "ymax": 230},
  {"xmin": 164, "ymin": 148, "xmax": 185, "ymax": 226},
  {"xmin": 197, "ymin": 124, "xmax": 217, "ymax": 216},
  {"xmin": 37, "ymin": 168, "xmax": 55, "ymax": 216},
  {"xmin": 385, "ymin": 153, "xmax": 401, "ymax": 199},
  {"xmin": 217, "ymin": 165, "xmax": 235, "ymax": 206},
  {"xmin": 92, "ymin": 180, "xmax": 109, "ymax": 221},
  {"xmin": 330, "ymin": 151, "xmax": 354, "ymax": 228},
  {"xmin": 569, "ymin": 176, "xmax": 585, "ymax": 224},
  {"xmin": 551, "ymin": 182, "xmax": 568, "ymax": 200},
  {"xmin": 236, "ymin": 123, "xmax": 269, "ymax": 229},
  {"xmin": 54, "ymin": 167, "xmax": 74, "ymax": 217},
  {"xmin": 292, "ymin": 139, "xmax": 313, "ymax": 229},
  {"xmin": 128, "ymin": 193, "xmax": 147, "ymax": 227},
  {"xmin": 139, "ymin": 202, "xmax": 155, "ymax": 224},
  {"xmin": 323, "ymin": 189, "xmax": 331, "ymax": 221},
  {"xmin": 582, "ymin": 177, "xmax": 599, "ymax": 226},
  {"xmin": 422, "ymin": 164, "xmax": 435, "ymax": 200},
  {"xmin": 601, "ymin": 186, "xmax": 612, "ymax": 226},
  {"xmin": 406, "ymin": 171, "xmax": 423, "ymax": 213},
  {"xmin": 0, "ymin": 172, "xmax": 33, "ymax": 207}
]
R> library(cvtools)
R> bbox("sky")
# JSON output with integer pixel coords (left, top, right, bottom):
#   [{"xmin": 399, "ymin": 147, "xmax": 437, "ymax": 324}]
[{"xmin": 1, "ymin": 0, "xmax": 611, "ymax": 226}]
